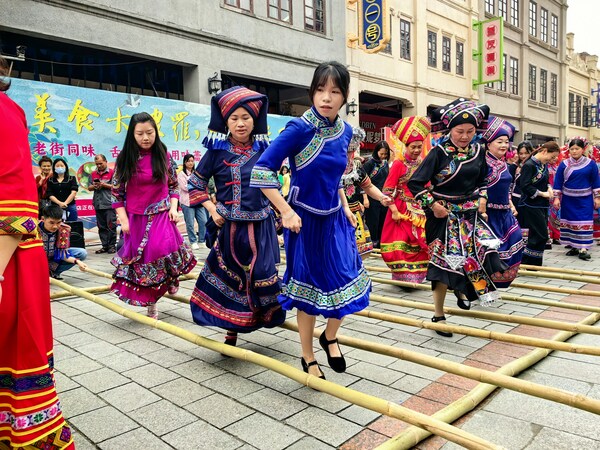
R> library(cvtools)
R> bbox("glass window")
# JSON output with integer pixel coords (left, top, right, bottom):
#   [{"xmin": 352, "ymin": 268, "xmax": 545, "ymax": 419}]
[
  {"xmin": 551, "ymin": 14, "xmax": 558, "ymax": 47},
  {"xmin": 511, "ymin": 0, "xmax": 519, "ymax": 27},
  {"xmin": 528, "ymin": 64, "xmax": 536, "ymax": 100},
  {"xmin": 499, "ymin": 54, "xmax": 507, "ymax": 91},
  {"xmin": 268, "ymin": 0, "xmax": 291, "ymax": 22},
  {"xmin": 456, "ymin": 41, "xmax": 464, "ymax": 76},
  {"xmin": 485, "ymin": 0, "xmax": 495, "ymax": 14},
  {"xmin": 382, "ymin": 15, "xmax": 392, "ymax": 54},
  {"xmin": 304, "ymin": 0, "xmax": 325, "ymax": 33},
  {"xmin": 428, "ymin": 31, "xmax": 437, "ymax": 68},
  {"xmin": 540, "ymin": 69, "xmax": 547, "ymax": 103},
  {"xmin": 551, "ymin": 73, "xmax": 557, "ymax": 106},
  {"xmin": 442, "ymin": 37, "xmax": 451, "ymax": 72},
  {"xmin": 400, "ymin": 20, "xmax": 411, "ymax": 60},
  {"xmin": 569, "ymin": 92, "xmax": 576, "ymax": 124},
  {"xmin": 225, "ymin": 0, "xmax": 252, "ymax": 10},
  {"xmin": 529, "ymin": 1, "xmax": 537, "ymax": 36},
  {"xmin": 540, "ymin": 8, "xmax": 548, "ymax": 42},
  {"xmin": 498, "ymin": 0, "xmax": 508, "ymax": 21},
  {"xmin": 510, "ymin": 57, "xmax": 519, "ymax": 95}
]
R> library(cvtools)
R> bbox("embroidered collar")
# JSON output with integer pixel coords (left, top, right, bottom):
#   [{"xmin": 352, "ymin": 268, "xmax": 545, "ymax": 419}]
[{"xmin": 303, "ymin": 107, "xmax": 341, "ymax": 130}]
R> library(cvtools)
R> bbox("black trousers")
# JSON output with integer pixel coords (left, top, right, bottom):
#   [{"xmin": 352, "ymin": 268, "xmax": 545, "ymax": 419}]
[{"xmin": 96, "ymin": 208, "xmax": 117, "ymax": 249}]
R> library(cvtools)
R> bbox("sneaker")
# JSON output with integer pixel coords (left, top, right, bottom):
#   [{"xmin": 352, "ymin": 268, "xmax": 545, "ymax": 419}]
[
  {"xmin": 147, "ymin": 304, "xmax": 158, "ymax": 319},
  {"xmin": 191, "ymin": 243, "xmax": 200, "ymax": 250}
]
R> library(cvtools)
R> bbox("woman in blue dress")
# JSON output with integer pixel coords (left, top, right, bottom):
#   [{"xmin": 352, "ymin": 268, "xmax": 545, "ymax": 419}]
[
  {"xmin": 481, "ymin": 117, "xmax": 523, "ymax": 287},
  {"xmin": 188, "ymin": 86, "xmax": 285, "ymax": 346},
  {"xmin": 251, "ymin": 62, "xmax": 390, "ymax": 378},
  {"xmin": 553, "ymin": 137, "xmax": 600, "ymax": 260}
]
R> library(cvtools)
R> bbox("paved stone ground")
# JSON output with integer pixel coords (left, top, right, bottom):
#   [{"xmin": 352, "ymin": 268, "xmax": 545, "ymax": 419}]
[{"xmin": 50, "ymin": 230, "xmax": 600, "ymax": 449}]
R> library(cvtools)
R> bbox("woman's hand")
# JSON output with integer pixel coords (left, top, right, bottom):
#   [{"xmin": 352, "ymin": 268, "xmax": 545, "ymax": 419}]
[
  {"xmin": 344, "ymin": 205, "xmax": 357, "ymax": 228},
  {"xmin": 392, "ymin": 210, "xmax": 402, "ymax": 222},
  {"xmin": 169, "ymin": 206, "xmax": 179, "ymax": 223},
  {"xmin": 553, "ymin": 198, "xmax": 561, "ymax": 209},
  {"xmin": 594, "ymin": 197, "xmax": 600, "ymax": 210},
  {"xmin": 211, "ymin": 210, "xmax": 226, "ymax": 227},
  {"xmin": 431, "ymin": 202, "xmax": 449, "ymax": 219},
  {"xmin": 282, "ymin": 210, "xmax": 302, "ymax": 233},
  {"xmin": 363, "ymin": 198, "xmax": 370, "ymax": 209},
  {"xmin": 380, "ymin": 195, "xmax": 393, "ymax": 207}
]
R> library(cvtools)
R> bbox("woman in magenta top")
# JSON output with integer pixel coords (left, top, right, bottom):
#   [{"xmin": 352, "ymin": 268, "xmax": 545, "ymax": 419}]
[{"xmin": 111, "ymin": 112, "xmax": 196, "ymax": 318}]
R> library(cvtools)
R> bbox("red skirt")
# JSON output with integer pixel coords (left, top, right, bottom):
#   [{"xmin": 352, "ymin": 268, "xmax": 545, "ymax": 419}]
[{"xmin": 0, "ymin": 241, "xmax": 74, "ymax": 449}]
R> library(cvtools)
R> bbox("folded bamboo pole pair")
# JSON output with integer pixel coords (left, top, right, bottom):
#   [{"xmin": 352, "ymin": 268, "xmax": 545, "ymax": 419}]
[
  {"xmin": 50, "ymin": 285, "xmax": 111, "ymax": 300},
  {"xmin": 48, "ymin": 278, "xmax": 501, "ymax": 450}
]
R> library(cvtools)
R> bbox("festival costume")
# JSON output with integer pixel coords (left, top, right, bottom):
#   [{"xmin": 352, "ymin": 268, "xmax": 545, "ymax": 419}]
[
  {"xmin": 553, "ymin": 154, "xmax": 600, "ymax": 250},
  {"xmin": 189, "ymin": 87, "xmax": 285, "ymax": 332},
  {"xmin": 519, "ymin": 155, "xmax": 551, "ymax": 265},
  {"xmin": 251, "ymin": 107, "xmax": 371, "ymax": 319},
  {"xmin": 481, "ymin": 117, "xmax": 523, "ymax": 287},
  {"xmin": 380, "ymin": 116, "xmax": 430, "ymax": 283},
  {"xmin": 547, "ymin": 160, "xmax": 561, "ymax": 243},
  {"xmin": 363, "ymin": 149, "xmax": 389, "ymax": 247},
  {"xmin": 407, "ymin": 99, "xmax": 505, "ymax": 305},
  {"xmin": 111, "ymin": 148, "xmax": 196, "ymax": 306},
  {"xmin": 0, "ymin": 92, "xmax": 74, "ymax": 449}
]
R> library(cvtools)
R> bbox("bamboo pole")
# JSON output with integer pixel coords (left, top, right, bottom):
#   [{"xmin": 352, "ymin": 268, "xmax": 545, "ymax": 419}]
[
  {"xmin": 378, "ymin": 311, "xmax": 600, "ymax": 449},
  {"xmin": 521, "ymin": 263, "xmax": 600, "ymax": 277},
  {"xmin": 370, "ymin": 292, "xmax": 600, "ymax": 336},
  {"xmin": 50, "ymin": 285, "xmax": 111, "ymax": 300},
  {"xmin": 510, "ymin": 281, "xmax": 600, "ymax": 297},
  {"xmin": 48, "ymin": 278, "xmax": 502, "ymax": 450}
]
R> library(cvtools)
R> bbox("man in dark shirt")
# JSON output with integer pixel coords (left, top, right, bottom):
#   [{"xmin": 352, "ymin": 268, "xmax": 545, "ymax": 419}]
[{"xmin": 88, "ymin": 154, "xmax": 117, "ymax": 253}]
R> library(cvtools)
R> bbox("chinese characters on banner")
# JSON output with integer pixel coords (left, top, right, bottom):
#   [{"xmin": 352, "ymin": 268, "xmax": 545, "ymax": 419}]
[
  {"xmin": 8, "ymin": 78, "xmax": 292, "ymax": 217},
  {"xmin": 358, "ymin": 0, "xmax": 390, "ymax": 53},
  {"xmin": 474, "ymin": 16, "xmax": 504, "ymax": 86}
]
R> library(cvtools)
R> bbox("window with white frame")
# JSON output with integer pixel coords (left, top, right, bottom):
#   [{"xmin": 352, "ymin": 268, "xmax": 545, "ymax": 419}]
[
  {"xmin": 485, "ymin": 0, "xmax": 495, "ymax": 14},
  {"xmin": 456, "ymin": 41, "xmax": 464, "ymax": 76},
  {"xmin": 498, "ymin": 0, "xmax": 508, "ymax": 21},
  {"xmin": 529, "ymin": 1, "xmax": 537, "ymax": 36},
  {"xmin": 442, "ymin": 36, "xmax": 451, "ymax": 72},
  {"xmin": 511, "ymin": 0, "xmax": 519, "ymax": 27},
  {"xmin": 540, "ymin": 69, "xmax": 547, "ymax": 103},
  {"xmin": 550, "ymin": 73, "xmax": 557, "ymax": 106},
  {"xmin": 510, "ymin": 57, "xmax": 519, "ymax": 95},
  {"xmin": 529, "ymin": 64, "xmax": 536, "ymax": 100},
  {"xmin": 540, "ymin": 8, "xmax": 548, "ymax": 42},
  {"xmin": 400, "ymin": 19, "xmax": 411, "ymax": 60},
  {"xmin": 551, "ymin": 14, "xmax": 558, "ymax": 47}
]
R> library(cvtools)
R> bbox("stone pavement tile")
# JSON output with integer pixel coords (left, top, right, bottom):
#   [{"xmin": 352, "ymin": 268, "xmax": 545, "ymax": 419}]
[
  {"xmin": 286, "ymin": 436, "xmax": 335, "ymax": 450},
  {"xmin": 290, "ymin": 386, "xmax": 352, "ymax": 413},
  {"xmin": 143, "ymin": 347, "xmax": 193, "ymax": 368},
  {"xmin": 524, "ymin": 427, "xmax": 600, "ymax": 450},
  {"xmin": 185, "ymin": 346, "xmax": 230, "ymax": 364},
  {"xmin": 215, "ymin": 356, "xmax": 268, "ymax": 378},
  {"xmin": 151, "ymin": 377, "xmax": 213, "ymax": 406},
  {"xmin": 368, "ymin": 415, "xmax": 408, "ymax": 438},
  {"xmin": 53, "ymin": 371, "xmax": 80, "ymax": 393},
  {"xmin": 339, "ymin": 429, "xmax": 388, "ymax": 450},
  {"xmin": 202, "ymin": 373, "xmax": 263, "ymax": 397},
  {"xmin": 417, "ymin": 382, "xmax": 470, "ymax": 405},
  {"xmin": 99, "ymin": 427, "xmax": 172, "ymax": 450},
  {"xmin": 338, "ymin": 404, "xmax": 381, "ymax": 426},
  {"xmin": 69, "ymin": 405, "xmax": 138, "ymax": 443},
  {"xmin": 122, "ymin": 363, "xmax": 179, "ymax": 388},
  {"xmin": 249, "ymin": 370, "xmax": 303, "ymax": 395},
  {"xmin": 57, "ymin": 355, "xmax": 103, "ymax": 377},
  {"xmin": 170, "ymin": 359, "xmax": 227, "ymax": 383},
  {"xmin": 482, "ymin": 322, "xmax": 518, "ymax": 333},
  {"xmin": 237, "ymin": 329, "xmax": 285, "ymax": 347},
  {"xmin": 53, "ymin": 344, "xmax": 80, "ymax": 362},
  {"xmin": 70, "ymin": 428, "xmax": 97, "ymax": 450},
  {"xmin": 386, "ymin": 359, "xmax": 445, "ymax": 381},
  {"xmin": 117, "ymin": 337, "xmax": 166, "ymax": 355},
  {"xmin": 131, "ymin": 399, "xmax": 197, "ymax": 436},
  {"xmin": 99, "ymin": 382, "xmax": 162, "ymax": 413},
  {"xmin": 156, "ymin": 334, "xmax": 202, "ymax": 352},
  {"xmin": 184, "ymin": 393, "xmax": 253, "ymax": 428},
  {"xmin": 380, "ymin": 328, "xmax": 432, "ymax": 346},
  {"xmin": 52, "ymin": 320, "xmax": 80, "ymax": 338},
  {"xmin": 66, "ymin": 312, "xmax": 101, "ymax": 327},
  {"xmin": 419, "ymin": 338, "xmax": 477, "ymax": 358},
  {"xmin": 347, "ymin": 379, "xmax": 411, "ymax": 405},
  {"xmin": 533, "ymin": 355, "xmax": 600, "ymax": 384},
  {"xmin": 59, "ymin": 386, "xmax": 107, "ymax": 417},
  {"xmin": 55, "ymin": 331, "xmax": 104, "ymax": 349},
  {"xmin": 465, "ymin": 348, "xmax": 515, "ymax": 368},
  {"xmin": 537, "ymin": 309, "xmax": 588, "ymax": 322},
  {"xmin": 238, "ymin": 387, "xmax": 308, "ymax": 420},
  {"xmin": 440, "ymin": 411, "xmax": 537, "ymax": 450},
  {"xmin": 99, "ymin": 350, "xmax": 148, "ymax": 372},
  {"xmin": 72, "ymin": 367, "xmax": 130, "ymax": 393},
  {"xmin": 435, "ymin": 372, "xmax": 479, "ymax": 391},
  {"xmin": 227, "ymin": 412, "xmax": 306, "ymax": 450},
  {"xmin": 477, "ymin": 341, "xmax": 534, "ymax": 358},
  {"xmin": 484, "ymin": 371, "xmax": 600, "ymax": 441},
  {"xmin": 344, "ymin": 348, "xmax": 398, "ymax": 367},
  {"xmin": 285, "ymin": 407, "xmax": 362, "ymax": 448},
  {"xmin": 343, "ymin": 319, "xmax": 392, "ymax": 336},
  {"xmin": 269, "ymin": 339, "xmax": 304, "ymax": 357},
  {"xmin": 162, "ymin": 420, "xmax": 242, "ymax": 450},
  {"xmin": 456, "ymin": 335, "xmax": 491, "ymax": 348},
  {"xmin": 391, "ymin": 374, "xmax": 435, "ymax": 395},
  {"xmin": 80, "ymin": 321, "xmax": 139, "ymax": 344},
  {"xmin": 345, "ymin": 361, "xmax": 404, "ymax": 386},
  {"xmin": 75, "ymin": 340, "xmax": 123, "ymax": 360}
]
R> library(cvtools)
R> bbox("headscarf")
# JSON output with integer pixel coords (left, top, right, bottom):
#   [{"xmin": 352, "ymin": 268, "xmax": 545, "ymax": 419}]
[
  {"xmin": 391, "ymin": 116, "xmax": 431, "ymax": 146},
  {"xmin": 430, "ymin": 98, "xmax": 490, "ymax": 134},
  {"xmin": 481, "ymin": 116, "xmax": 516, "ymax": 143}
]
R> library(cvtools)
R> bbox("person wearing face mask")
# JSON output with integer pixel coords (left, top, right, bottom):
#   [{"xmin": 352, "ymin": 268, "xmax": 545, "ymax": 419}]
[
  {"xmin": 47, "ymin": 157, "xmax": 79, "ymax": 221},
  {"xmin": 380, "ymin": 116, "xmax": 430, "ymax": 284},
  {"xmin": 481, "ymin": 117, "xmax": 523, "ymax": 287},
  {"xmin": 552, "ymin": 138, "xmax": 600, "ymax": 260},
  {"xmin": 363, "ymin": 140, "xmax": 391, "ymax": 248},
  {"xmin": 408, "ymin": 99, "xmax": 506, "ymax": 336},
  {"xmin": 35, "ymin": 155, "xmax": 53, "ymax": 215},
  {"xmin": 519, "ymin": 141, "xmax": 561, "ymax": 266}
]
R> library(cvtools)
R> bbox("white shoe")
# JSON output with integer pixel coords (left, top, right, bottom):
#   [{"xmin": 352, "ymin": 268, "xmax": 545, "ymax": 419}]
[{"xmin": 191, "ymin": 243, "xmax": 200, "ymax": 250}]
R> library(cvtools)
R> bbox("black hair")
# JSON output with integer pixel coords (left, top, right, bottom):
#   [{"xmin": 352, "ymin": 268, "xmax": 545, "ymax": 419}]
[
  {"xmin": 528, "ymin": 141, "xmax": 560, "ymax": 163},
  {"xmin": 95, "ymin": 154, "xmax": 107, "ymax": 161},
  {"xmin": 51, "ymin": 158, "xmax": 70, "ymax": 179},
  {"xmin": 114, "ymin": 112, "xmax": 168, "ymax": 184},
  {"xmin": 279, "ymin": 165, "xmax": 289, "ymax": 175},
  {"xmin": 372, "ymin": 141, "xmax": 391, "ymax": 160},
  {"xmin": 38, "ymin": 155, "xmax": 52, "ymax": 166},
  {"xmin": 42, "ymin": 204, "xmax": 64, "ymax": 220},
  {"xmin": 308, "ymin": 61, "xmax": 350, "ymax": 106},
  {"xmin": 0, "ymin": 56, "xmax": 10, "ymax": 92},
  {"xmin": 182, "ymin": 153, "xmax": 194, "ymax": 175},
  {"xmin": 569, "ymin": 138, "xmax": 587, "ymax": 149}
]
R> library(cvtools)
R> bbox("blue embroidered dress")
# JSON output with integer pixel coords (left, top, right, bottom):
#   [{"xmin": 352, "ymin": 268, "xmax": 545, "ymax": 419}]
[
  {"xmin": 553, "ymin": 156, "xmax": 600, "ymax": 250},
  {"xmin": 188, "ymin": 139, "xmax": 285, "ymax": 332},
  {"xmin": 250, "ymin": 107, "xmax": 371, "ymax": 318},
  {"xmin": 485, "ymin": 153, "xmax": 523, "ymax": 287}
]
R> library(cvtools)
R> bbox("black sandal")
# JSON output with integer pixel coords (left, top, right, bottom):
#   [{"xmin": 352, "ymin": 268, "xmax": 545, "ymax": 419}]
[
  {"xmin": 454, "ymin": 291, "xmax": 471, "ymax": 310},
  {"xmin": 431, "ymin": 316, "xmax": 453, "ymax": 337},
  {"xmin": 319, "ymin": 331, "xmax": 346, "ymax": 373},
  {"xmin": 95, "ymin": 248, "xmax": 108, "ymax": 254},
  {"xmin": 579, "ymin": 251, "xmax": 591, "ymax": 261},
  {"xmin": 566, "ymin": 248, "xmax": 579, "ymax": 256},
  {"xmin": 301, "ymin": 357, "xmax": 325, "ymax": 379}
]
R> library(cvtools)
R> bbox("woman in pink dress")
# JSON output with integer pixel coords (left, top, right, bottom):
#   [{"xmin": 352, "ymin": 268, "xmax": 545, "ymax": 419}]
[{"xmin": 111, "ymin": 112, "xmax": 197, "ymax": 318}]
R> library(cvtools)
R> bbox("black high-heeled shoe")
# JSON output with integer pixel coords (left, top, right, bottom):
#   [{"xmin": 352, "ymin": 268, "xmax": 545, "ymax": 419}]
[
  {"xmin": 431, "ymin": 316, "xmax": 453, "ymax": 337},
  {"xmin": 301, "ymin": 357, "xmax": 325, "ymax": 379},
  {"xmin": 224, "ymin": 331, "xmax": 238, "ymax": 346},
  {"xmin": 454, "ymin": 291, "xmax": 471, "ymax": 310},
  {"xmin": 319, "ymin": 331, "xmax": 346, "ymax": 373}
]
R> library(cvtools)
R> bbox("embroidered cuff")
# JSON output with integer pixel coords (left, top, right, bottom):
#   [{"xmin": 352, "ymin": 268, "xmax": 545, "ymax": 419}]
[
  {"xmin": 189, "ymin": 190, "xmax": 209, "ymax": 207},
  {"xmin": 553, "ymin": 190, "xmax": 562, "ymax": 200},
  {"xmin": 418, "ymin": 192, "xmax": 435, "ymax": 209},
  {"xmin": 478, "ymin": 189, "xmax": 488, "ymax": 200},
  {"xmin": 249, "ymin": 165, "xmax": 280, "ymax": 189},
  {"xmin": 594, "ymin": 188, "xmax": 600, "ymax": 198}
]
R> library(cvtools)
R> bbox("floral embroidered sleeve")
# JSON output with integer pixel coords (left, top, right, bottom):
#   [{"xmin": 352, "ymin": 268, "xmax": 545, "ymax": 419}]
[
  {"xmin": 167, "ymin": 156, "xmax": 179, "ymax": 200},
  {"xmin": 111, "ymin": 169, "xmax": 126, "ymax": 209},
  {"xmin": 407, "ymin": 146, "xmax": 440, "ymax": 209},
  {"xmin": 188, "ymin": 151, "xmax": 214, "ymax": 207}
]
